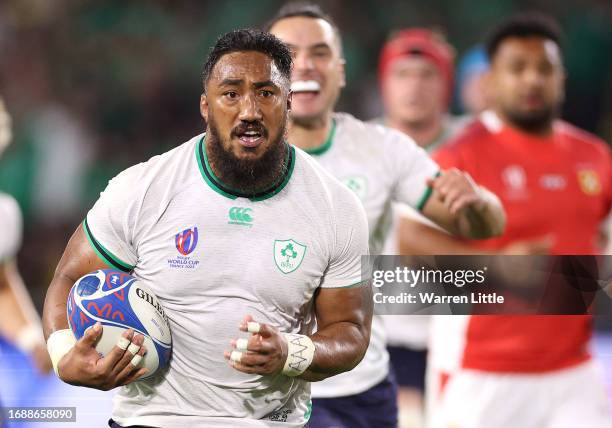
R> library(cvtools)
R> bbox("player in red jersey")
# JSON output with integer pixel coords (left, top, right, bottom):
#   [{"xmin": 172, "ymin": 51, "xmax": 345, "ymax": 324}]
[{"xmin": 398, "ymin": 14, "xmax": 612, "ymax": 428}]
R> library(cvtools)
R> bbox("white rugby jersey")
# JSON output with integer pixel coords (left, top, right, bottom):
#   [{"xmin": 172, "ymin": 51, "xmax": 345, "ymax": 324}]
[
  {"xmin": 85, "ymin": 134, "xmax": 369, "ymax": 428},
  {"xmin": 0, "ymin": 192, "xmax": 22, "ymax": 262},
  {"xmin": 380, "ymin": 115, "xmax": 464, "ymax": 351},
  {"xmin": 305, "ymin": 113, "xmax": 439, "ymax": 398}
]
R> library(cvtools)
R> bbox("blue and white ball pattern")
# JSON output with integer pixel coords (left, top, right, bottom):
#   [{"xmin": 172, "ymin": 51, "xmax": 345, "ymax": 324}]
[{"xmin": 67, "ymin": 269, "xmax": 172, "ymax": 378}]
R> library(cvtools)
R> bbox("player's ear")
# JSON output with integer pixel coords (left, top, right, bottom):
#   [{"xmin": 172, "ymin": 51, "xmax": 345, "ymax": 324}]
[
  {"xmin": 338, "ymin": 58, "xmax": 346, "ymax": 89},
  {"xmin": 287, "ymin": 90, "xmax": 292, "ymax": 112},
  {"xmin": 200, "ymin": 93, "xmax": 209, "ymax": 122}
]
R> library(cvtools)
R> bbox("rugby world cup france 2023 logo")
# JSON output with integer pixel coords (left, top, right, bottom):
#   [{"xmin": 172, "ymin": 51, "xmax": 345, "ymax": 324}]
[{"xmin": 168, "ymin": 227, "xmax": 201, "ymax": 270}]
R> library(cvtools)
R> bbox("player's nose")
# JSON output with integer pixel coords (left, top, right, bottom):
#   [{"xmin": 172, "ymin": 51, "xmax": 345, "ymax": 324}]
[
  {"xmin": 238, "ymin": 92, "xmax": 262, "ymax": 122},
  {"xmin": 293, "ymin": 51, "xmax": 315, "ymax": 72}
]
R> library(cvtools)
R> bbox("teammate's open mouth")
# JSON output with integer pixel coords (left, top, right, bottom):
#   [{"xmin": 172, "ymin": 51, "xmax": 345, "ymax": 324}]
[{"xmin": 291, "ymin": 80, "xmax": 321, "ymax": 100}]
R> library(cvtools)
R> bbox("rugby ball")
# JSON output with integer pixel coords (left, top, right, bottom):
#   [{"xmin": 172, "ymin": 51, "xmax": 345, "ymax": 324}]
[{"xmin": 67, "ymin": 269, "xmax": 172, "ymax": 379}]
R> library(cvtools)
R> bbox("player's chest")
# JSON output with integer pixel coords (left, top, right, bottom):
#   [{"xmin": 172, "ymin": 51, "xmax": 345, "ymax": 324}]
[
  {"xmin": 315, "ymin": 154, "xmax": 392, "ymax": 224},
  {"xmin": 135, "ymin": 198, "xmax": 330, "ymax": 301}
]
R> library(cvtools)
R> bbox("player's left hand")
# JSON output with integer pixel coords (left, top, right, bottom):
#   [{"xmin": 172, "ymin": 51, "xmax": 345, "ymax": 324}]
[
  {"xmin": 224, "ymin": 315, "xmax": 288, "ymax": 376},
  {"xmin": 427, "ymin": 168, "xmax": 484, "ymax": 216}
]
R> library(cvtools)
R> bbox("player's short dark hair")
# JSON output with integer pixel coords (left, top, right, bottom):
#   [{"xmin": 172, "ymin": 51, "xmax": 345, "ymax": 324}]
[
  {"xmin": 486, "ymin": 13, "xmax": 563, "ymax": 61},
  {"xmin": 202, "ymin": 28, "xmax": 292, "ymax": 92},
  {"xmin": 265, "ymin": 1, "xmax": 343, "ymax": 55}
]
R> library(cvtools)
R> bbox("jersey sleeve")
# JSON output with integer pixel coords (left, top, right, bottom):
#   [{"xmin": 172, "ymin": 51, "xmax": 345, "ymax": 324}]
[
  {"xmin": 432, "ymin": 143, "xmax": 464, "ymax": 170},
  {"xmin": 0, "ymin": 195, "xmax": 22, "ymax": 262},
  {"xmin": 389, "ymin": 132, "xmax": 440, "ymax": 211},
  {"xmin": 84, "ymin": 165, "xmax": 145, "ymax": 272},
  {"xmin": 319, "ymin": 189, "xmax": 370, "ymax": 289}
]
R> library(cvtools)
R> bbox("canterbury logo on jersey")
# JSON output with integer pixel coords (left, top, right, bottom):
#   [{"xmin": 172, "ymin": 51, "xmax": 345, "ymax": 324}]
[{"xmin": 228, "ymin": 207, "xmax": 253, "ymax": 226}]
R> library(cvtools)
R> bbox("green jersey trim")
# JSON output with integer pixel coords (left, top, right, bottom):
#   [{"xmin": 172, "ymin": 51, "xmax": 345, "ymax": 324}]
[
  {"xmin": 303, "ymin": 119, "xmax": 336, "ymax": 156},
  {"xmin": 82, "ymin": 219, "xmax": 134, "ymax": 273},
  {"xmin": 196, "ymin": 136, "xmax": 295, "ymax": 201},
  {"xmin": 416, "ymin": 171, "xmax": 441, "ymax": 212},
  {"xmin": 304, "ymin": 400, "xmax": 313, "ymax": 421}
]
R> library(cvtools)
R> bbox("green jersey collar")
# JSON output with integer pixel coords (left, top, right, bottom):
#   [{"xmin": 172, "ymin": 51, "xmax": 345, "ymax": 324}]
[
  {"xmin": 196, "ymin": 135, "xmax": 295, "ymax": 201},
  {"xmin": 303, "ymin": 119, "xmax": 336, "ymax": 156}
]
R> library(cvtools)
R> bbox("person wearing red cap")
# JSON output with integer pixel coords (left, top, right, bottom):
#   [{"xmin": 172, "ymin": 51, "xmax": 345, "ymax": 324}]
[
  {"xmin": 267, "ymin": 3, "xmax": 506, "ymax": 428},
  {"xmin": 376, "ymin": 28, "xmax": 459, "ymax": 151},
  {"xmin": 375, "ymin": 29, "xmax": 467, "ymax": 428}
]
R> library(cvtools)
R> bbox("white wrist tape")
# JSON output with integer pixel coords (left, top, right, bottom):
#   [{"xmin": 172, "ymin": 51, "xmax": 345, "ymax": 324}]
[
  {"xmin": 282, "ymin": 333, "xmax": 315, "ymax": 377},
  {"xmin": 46, "ymin": 329, "xmax": 76, "ymax": 376},
  {"xmin": 15, "ymin": 324, "xmax": 44, "ymax": 353}
]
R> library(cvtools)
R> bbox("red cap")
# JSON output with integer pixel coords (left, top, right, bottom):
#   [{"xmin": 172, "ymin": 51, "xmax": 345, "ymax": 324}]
[{"xmin": 378, "ymin": 29, "xmax": 455, "ymax": 104}]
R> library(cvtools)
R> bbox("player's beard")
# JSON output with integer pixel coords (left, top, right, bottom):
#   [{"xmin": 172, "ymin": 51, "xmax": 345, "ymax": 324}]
[
  {"xmin": 206, "ymin": 114, "xmax": 288, "ymax": 196},
  {"xmin": 503, "ymin": 103, "xmax": 559, "ymax": 134}
]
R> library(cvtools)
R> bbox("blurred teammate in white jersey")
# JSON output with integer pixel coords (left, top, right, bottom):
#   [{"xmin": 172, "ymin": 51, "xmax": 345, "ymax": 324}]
[
  {"xmin": 268, "ymin": 3, "xmax": 506, "ymax": 427},
  {"xmin": 0, "ymin": 96, "xmax": 51, "ymax": 376}
]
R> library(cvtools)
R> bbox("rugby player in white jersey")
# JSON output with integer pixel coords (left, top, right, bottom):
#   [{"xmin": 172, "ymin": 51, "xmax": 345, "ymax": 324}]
[
  {"xmin": 0, "ymin": 97, "xmax": 51, "ymax": 375},
  {"xmin": 267, "ymin": 3, "xmax": 505, "ymax": 427},
  {"xmin": 42, "ymin": 29, "xmax": 374, "ymax": 428}
]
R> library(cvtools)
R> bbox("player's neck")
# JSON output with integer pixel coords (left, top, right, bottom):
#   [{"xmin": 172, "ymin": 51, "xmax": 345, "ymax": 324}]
[
  {"xmin": 288, "ymin": 115, "xmax": 333, "ymax": 151},
  {"xmin": 387, "ymin": 115, "xmax": 443, "ymax": 149}
]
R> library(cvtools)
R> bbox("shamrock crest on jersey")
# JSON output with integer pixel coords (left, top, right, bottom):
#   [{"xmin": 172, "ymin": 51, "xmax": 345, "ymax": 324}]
[{"xmin": 274, "ymin": 239, "xmax": 307, "ymax": 274}]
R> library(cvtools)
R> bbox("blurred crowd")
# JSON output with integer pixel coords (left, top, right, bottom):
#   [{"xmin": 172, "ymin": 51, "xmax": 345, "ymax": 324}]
[{"xmin": 0, "ymin": 0, "xmax": 611, "ymax": 309}]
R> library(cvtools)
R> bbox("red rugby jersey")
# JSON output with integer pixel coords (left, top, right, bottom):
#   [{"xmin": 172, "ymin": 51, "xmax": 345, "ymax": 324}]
[{"xmin": 431, "ymin": 111, "xmax": 612, "ymax": 373}]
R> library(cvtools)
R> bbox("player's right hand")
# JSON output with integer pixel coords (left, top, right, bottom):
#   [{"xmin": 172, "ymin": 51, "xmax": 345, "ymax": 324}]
[{"xmin": 57, "ymin": 323, "xmax": 148, "ymax": 390}]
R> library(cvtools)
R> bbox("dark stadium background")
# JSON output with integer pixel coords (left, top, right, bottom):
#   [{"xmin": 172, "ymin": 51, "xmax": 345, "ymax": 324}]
[{"xmin": 0, "ymin": 1, "xmax": 610, "ymax": 425}]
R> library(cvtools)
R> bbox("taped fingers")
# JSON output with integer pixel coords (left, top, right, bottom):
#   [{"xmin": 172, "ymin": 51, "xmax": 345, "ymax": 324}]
[
  {"xmin": 117, "ymin": 337, "xmax": 130, "ymax": 351},
  {"xmin": 247, "ymin": 322, "xmax": 261, "ymax": 333},
  {"xmin": 235, "ymin": 338, "xmax": 249, "ymax": 351},
  {"xmin": 98, "ymin": 329, "xmax": 135, "ymax": 371},
  {"xmin": 230, "ymin": 351, "xmax": 243, "ymax": 363},
  {"xmin": 116, "ymin": 344, "xmax": 147, "ymax": 384},
  {"xmin": 109, "ymin": 334, "xmax": 144, "ymax": 378}
]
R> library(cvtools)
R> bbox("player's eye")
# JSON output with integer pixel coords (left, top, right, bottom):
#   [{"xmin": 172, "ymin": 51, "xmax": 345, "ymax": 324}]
[
  {"xmin": 224, "ymin": 91, "xmax": 238, "ymax": 99},
  {"xmin": 312, "ymin": 49, "xmax": 331, "ymax": 58},
  {"xmin": 260, "ymin": 90, "xmax": 273, "ymax": 98},
  {"xmin": 508, "ymin": 62, "xmax": 525, "ymax": 74}
]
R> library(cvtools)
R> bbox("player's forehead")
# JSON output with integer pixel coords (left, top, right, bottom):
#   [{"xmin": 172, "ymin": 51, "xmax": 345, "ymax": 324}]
[
  {"xmin": 270, "ymin": 16, "xmax": 338, "ymax": 52},
  {"xmin": 493, "ymin": 36, "xmax": 562, "ymax": 66},
  {"xmin": 209, "ymin": 51, "xmax": 282, "ymax": 87},
  {"xmin": 389, "ymin": 56, "xmax": 440, "ymax": 75}
]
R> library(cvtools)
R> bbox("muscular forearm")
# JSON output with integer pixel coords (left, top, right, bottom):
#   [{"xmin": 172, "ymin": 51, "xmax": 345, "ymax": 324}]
[
  {"xmin": 42, "ymin": 272, "xmax": 77, "ymax": 340},
  {"xmin": 398, "ymin": 219, "xmax": 490, "ymax": 255},
  {"xmin": 43, "ymin": 226, "xmax": 108, "ymax": 340},
  {"xmin": 299, "ymin": 320, "xmax": 370, "ymax": 382}
]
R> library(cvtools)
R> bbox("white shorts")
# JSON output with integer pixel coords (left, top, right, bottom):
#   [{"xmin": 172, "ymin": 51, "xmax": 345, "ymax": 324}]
[{"xmin": 426, "ymin": 360, "xmax": 612, "ymax": 428}]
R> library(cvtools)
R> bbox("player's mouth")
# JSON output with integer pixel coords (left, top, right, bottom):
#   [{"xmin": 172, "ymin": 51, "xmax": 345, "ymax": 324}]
[
  {"xmin": 291, "ymin": 80, "xmax": 321, "ymax": 101},
  {"xmin": 521, "ymin": 93, "xmax": 546, "ymax": 109},
  {"xmin": 233, "ymin": 125, "xmax": 268, "ymax": 148}
]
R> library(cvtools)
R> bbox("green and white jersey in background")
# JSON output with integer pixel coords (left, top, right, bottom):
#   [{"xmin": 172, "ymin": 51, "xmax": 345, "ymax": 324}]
[
  {"xmin": 85, "ymin": 133, "xmax": 369, "ymax": 428},
  {"xmin": 303, "ymin": 113, "xmax": 439, "ymax": 398}
]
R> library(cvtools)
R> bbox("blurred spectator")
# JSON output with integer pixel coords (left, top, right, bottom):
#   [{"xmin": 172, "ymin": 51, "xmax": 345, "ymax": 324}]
[
  {"xmin": 374, "ymin": 28, "xmax": 461, "ymax": 428},
  {"xmin": 455, "ymin": 44, "xmax": 491, "ymax": 115}
]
